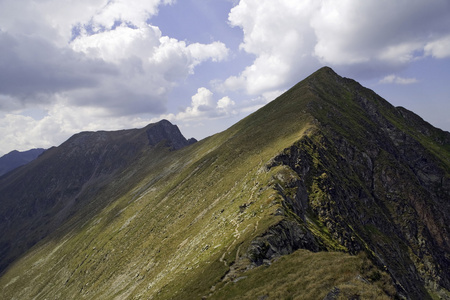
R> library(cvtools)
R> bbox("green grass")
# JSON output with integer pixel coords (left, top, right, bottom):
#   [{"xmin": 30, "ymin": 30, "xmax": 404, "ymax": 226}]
[
  {"xmin": 210, "ymin": 249, "xmax": 395, "ymax": 300},
  {"xmin": 0, "ymin": 74, "xmax": 317, "ymax": 299},
  {"xmin": 1, "ymin": 67, "xmax": 448, "ymax": 299}
]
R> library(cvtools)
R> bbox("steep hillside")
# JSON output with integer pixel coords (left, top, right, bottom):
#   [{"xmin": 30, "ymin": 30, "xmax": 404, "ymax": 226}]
[
  {"xmin": 0, "ymin": 120, "xmax": 196, "ymax": 274},
  {"xmin": 0, "ymin": 67, "xmax": 449, "ymax": 299},
  {"xmin": 0, "ymin": 148, "xmax": 45, "ymax": 176}
]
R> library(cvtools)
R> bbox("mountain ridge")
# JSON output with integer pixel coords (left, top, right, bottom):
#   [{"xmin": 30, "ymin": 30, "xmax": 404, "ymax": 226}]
[
  {"xmin": 0, "ymin": 67, "xmax": 449, "ymax": 299},
  {"xmin": 299, "ymin": 67, "xmax": 450, "ymax": 297},
  {"xmin": 0, "ymin": 148, "xmax": 46, "ymax": 177},
  {"xmin": 0, "ymin": 119, "xmax": 196, "ymax": 275}
]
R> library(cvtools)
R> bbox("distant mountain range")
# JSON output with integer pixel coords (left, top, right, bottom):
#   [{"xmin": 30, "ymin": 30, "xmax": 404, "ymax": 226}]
[
  {"xmin": 0, "ymin": 67, "xmax": 449, "ymax": 299},
  {"xmin": 0, "ymin": 148, "xmax": 45, "ymax": 176}
]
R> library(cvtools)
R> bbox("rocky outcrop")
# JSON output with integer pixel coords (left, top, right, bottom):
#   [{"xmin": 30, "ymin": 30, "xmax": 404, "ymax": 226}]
[
  {"xmin": 246, "ymin": 219, "xmax": 322, "ymax": 266},
  {"xmin": 262, "ymin": 132, "xmax": 444, "ymax": 298},
  {"xmin": 0, "ymin": 67, "xmax": 448, "ymax": 300},
  {"xmin": 216, "ymin": 69, "xmax": 449, "ymax": 299},
  {"xmin": 258, "ymin": 69, "xmax": 450, "ymax": 298},
  {"xmin": 146, "ymin": 119, "xmax": 197, "ymax": 150}
]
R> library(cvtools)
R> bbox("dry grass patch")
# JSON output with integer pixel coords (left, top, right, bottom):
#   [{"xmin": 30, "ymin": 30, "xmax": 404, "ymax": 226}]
[{"xmin": 210, "ymin": 250, "xmax": 395, "ymax": 300}]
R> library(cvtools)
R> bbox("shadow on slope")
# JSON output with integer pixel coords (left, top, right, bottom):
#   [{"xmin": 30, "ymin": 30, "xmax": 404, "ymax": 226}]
[
  {"xmin": 1, "ymin": 67, "xmax": 449, "ymax": 300},
  {"xmin": 0, "ymin": 120, "xmax": 195, "ymax": 275}
]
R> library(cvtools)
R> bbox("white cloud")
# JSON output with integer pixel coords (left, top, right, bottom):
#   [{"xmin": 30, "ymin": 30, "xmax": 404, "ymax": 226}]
[
  {"xmin": 217, "ymin": 96, "xmax": 235, "ymax": 110},
  {"xmin": 224, "ymin": 0, "xmax": 318, "ymax": 95},
  {"xmin": 90, "ymin": 0, "xmax": 174, "ymax": 29},
  {"xmin": 222, "ymin": 0, "xmax": 450, "ymax": 95},
  {"xmin": 425, "ymin": 35, "xmax": 450, "ymax": 59},
  {"xmin": 191, "ymin": 88, "xmax": 215, "ymax": 112},
  {"xmin": 67, "ymin": 24, "xmax": 229, "ymax": 116},
  {"xmin": 0, "ymin": 99, "xmax": 154, "ymax": 155},
  {"xmin": 0, "ymin": 0, "xmax": 232, "ymax": 154},
  {"xmin": 188, "ymin": 42, "xmax": 229, "ymax": 63},
  {"xmin": 68, "ymin": 16, "xmax": 228, "ymax": 113},
  {"xmin": 0, "ymin": 14, "xmax": 229, "ymax": 117},
  {"xmin": 161, "ymin": 88, "xmax": 236, "ymax": 122},
  {"xmin": 311, "ymin": 0, "xmax": 450, "ymax": 65},
  {"xmin": 379, "ymin": 75, "xmax": 418, "ymax": 85},
  {"xmin": 148, "ymin": 37, "xmax": 228, "ymax": 80},
  {"xmin": 71, "ymin": 25, "xmax": 161, "ymax": 63},
  {"xmin": 0, "ymin": 0, "xmax": 173, "ymax": 44},
  {"xmin": 2, "ymin": 0, "xmax": 450, "ymax": 154},
  {"xmin": 0, "ymin": 30, "xmax": 118, "ymax": 106}
]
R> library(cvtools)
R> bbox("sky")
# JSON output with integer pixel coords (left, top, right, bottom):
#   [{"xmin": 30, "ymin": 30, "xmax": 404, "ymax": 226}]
[{"xmin": 0, "ymin": 0, "xmax": 450, "ymax": 155}]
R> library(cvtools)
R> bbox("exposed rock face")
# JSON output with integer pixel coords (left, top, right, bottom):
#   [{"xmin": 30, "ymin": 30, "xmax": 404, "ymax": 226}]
[
  {"xmin": 228, "ymin": 68, "xmax": 450, "ymax": 299},
  {"xmin": 247, "ymin": 219, "xmax": 322, "ymax": 266},
  {"xmin": 0, "ymin": 68, "xmax": 448, "ymax": 300},
  {"xmin": 146, "ymin": 119, "xmax": 197, "ymax": 150},
  {"xmin": 0, "ymin": 148, "xmax": 45, "ymax": 176},
  {"xmin": 253, "ymin": 68, "xmax": 450, "ymax": 299}
]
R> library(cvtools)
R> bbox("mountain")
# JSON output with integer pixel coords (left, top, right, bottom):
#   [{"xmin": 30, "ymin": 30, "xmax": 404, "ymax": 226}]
[
  {"xmin": 0, "ymin": 67, "xmax": 449, "ymax": 299},
  {"xmin": 0, "ymin": 148, "xmax": 45, "ymax": 176},
  {"xmin": 0, "ymin": 120, "xmax": 196, "ymax": 275}
]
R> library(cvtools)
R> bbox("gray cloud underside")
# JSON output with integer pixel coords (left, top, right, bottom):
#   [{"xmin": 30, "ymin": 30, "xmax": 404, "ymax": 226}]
[{"xmin": 0, "ymin": 31, "xmax": 118, "ymax": 101}]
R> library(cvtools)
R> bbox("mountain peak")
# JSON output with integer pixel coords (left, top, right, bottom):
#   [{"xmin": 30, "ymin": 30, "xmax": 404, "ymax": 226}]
[
  {"xmin": 0, "ymin": 68, "xmax": 449, "ymax": 299},
  {"xmin": 305, "ymin": 66, "xmax": 340, "ymax": 82},
  {"xmin": 313, "ymin": 65, "xmax": 337, "ymax": 75},
  {"xmin": 145, "ymin": 119, "xmax": 197, "ymax": 150}
]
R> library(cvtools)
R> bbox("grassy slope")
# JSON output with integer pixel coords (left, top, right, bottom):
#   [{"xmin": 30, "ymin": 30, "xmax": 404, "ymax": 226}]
[
  {"xmin": 2, "ymin": 67, "xmax": 447, "ymax": 299},
  {"xmin": 210, "ymin": 250, "xmax": 393, "ymax": 300},
  {"xmin": 0, "ymin": 126, "xmax": 156, "ymax": 274},
  {"xmin": 0, "ymin": 74, "xmax": 319, "ymax": 299}
]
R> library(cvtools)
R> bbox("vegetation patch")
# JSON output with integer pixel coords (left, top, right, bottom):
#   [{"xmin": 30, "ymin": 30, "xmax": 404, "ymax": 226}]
[{"xmin": 209, "ymin": 249, "xmax": 396, "ymax": 300}]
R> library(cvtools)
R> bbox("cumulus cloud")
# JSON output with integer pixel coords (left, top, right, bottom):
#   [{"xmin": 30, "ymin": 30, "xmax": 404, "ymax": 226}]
[
  {"xmin": 379, "ymin": 75, "xmax": 419, "ymax": 85},
  {"xmin": 161, "ymin": 88, "xmax": 236, "ymax": 122},
  {"xmin": 0, "ymin": 99, "xmax": 154, "ymax": 155},
  {"xmin": 0, "ymin": 86, "xmax": 236, "ymax": 154},
  {"xmin": 311, "ymin": 1, "xmax": 450, "ymax": 65},
  {"xmin": 0, "ymin": 0, "xmax": 228, "ymax": 111},
  {"xmin": 2, "ymin": 0, "xmax": 449, "ymax": 154},
  {"xmin": 89, "ymin": 0, "xmax": 174, "ymax": 29},
  {"xmin": 424, "ymin": 36, "xmax": 450, "ymax": 59},
  {"xmin": 68, "ymin": 24, "xmax": 228, "ymax": 115},
  {"xmin": 222, "ymin": 0, "xmax": 450, "ymax": 95},
  {"xmin": 0, "ymin": 0, "xmax": 173, "ymax": 43},
  {"xmin": 0, "ymin": 30, "xmax": 117, "ymax": 107},
  {"xmin": 0, "ymin": 0, "xmax": 232, "ymax": 153},
  {"xmin": 223, "ymin": 0, "xmax": 319, "ymax": 95}
]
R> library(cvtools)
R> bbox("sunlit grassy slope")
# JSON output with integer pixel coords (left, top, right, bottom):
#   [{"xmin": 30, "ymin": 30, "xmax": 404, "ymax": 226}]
[
  {"xmin": 1, "ymin": 67, "xmax": 448, "ymax": 299},
  {"xmin": 210, "ymin": 250, "xmax": 394, "ymax": 300},
  {"xmin": 0, "ymin": 68, "xmax": 320, "ymax": 299}
]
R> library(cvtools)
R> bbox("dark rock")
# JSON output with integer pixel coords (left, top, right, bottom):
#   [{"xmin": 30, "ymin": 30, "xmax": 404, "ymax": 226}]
[
  {"xmin": 247, "ymin": 219, "xmax": 321, "ymax": 266},
  {"xmin": 145, "ymin": 119, "xmax": 196, "ymax": 150},
  {"xmin": 323, "ymin": 287, "xmax": 340, "ymax": 300},
  {"xmin": 1, "ymin": 67, "xmax": 449, "ymax": 300},
  {"xmin": 260, "ymin": 69, "xmax": 450, "ymax": 298},
  {"xmin": 187, "ymin": 138, "xmax": 198, "ymax": 145}
]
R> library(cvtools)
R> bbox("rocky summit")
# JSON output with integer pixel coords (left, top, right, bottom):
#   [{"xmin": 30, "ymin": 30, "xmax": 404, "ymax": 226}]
[{"xmin": 0, "ymin": 67, "xmax": 449, "ymax": 299}]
